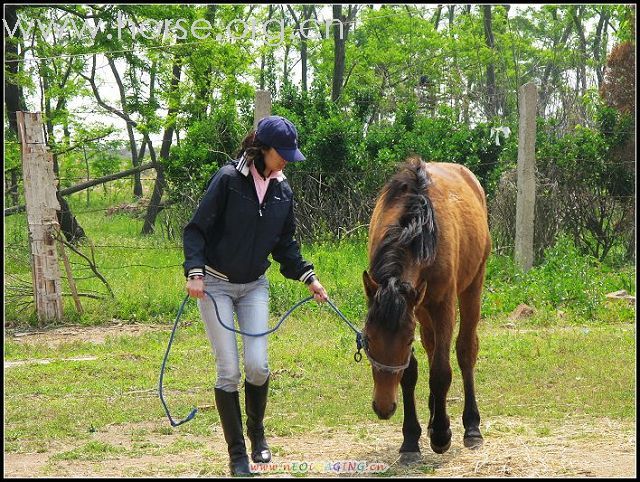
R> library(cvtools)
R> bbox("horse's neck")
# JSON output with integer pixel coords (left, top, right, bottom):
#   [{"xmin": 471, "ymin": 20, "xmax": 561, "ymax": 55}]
[
  {"xmin": 369, "ymin": 241, "xmax": 423, "ymax": 289},
  {"xmin": 368, "ymin": 194, "xmax": 425, "ymax": 288}
]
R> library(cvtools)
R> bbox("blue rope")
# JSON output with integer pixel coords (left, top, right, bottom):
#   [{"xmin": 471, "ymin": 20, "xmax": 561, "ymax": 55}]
[
  {"xmin": 158, "ymin": 294, "xmax": 198, "ymax": 427},
  {"xmin": 158, "ymin": 290, "xmax": 363, "ymax": 427}
]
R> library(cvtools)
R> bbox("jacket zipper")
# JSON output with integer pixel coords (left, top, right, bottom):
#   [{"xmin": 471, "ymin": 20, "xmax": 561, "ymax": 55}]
[
  {"xmin": 259, "ymin": 179, "xmax": 278, "ymax": 217},
  {"xmin": 246, "ymin": 173, "xmax": 263, "ymax": 216}
]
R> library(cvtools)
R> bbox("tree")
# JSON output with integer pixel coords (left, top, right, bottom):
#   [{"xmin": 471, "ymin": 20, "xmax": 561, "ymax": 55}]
[
  {"xmin": 331, "ymin": 5, "xmax": 359, "ymax": 102},
  {"xmin": 482, "ymin": 5, "xmax": 499, "ymax": 119},
  {"xmin": 141, "ymin": 42, "xmax": 183, "ymax": 235},
  {"xmin": 600, "ymin": 40, "xmax": 636, "ymax": 261},
  {"xmin": 4, "ymin": 5, "xmax": 27, "ymax": 134}
]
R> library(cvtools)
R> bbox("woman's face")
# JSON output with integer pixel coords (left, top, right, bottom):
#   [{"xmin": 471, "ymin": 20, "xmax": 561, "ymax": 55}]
[{"xmin": 262, "ymin": 147, "xmax": 287, "ymax": 174}]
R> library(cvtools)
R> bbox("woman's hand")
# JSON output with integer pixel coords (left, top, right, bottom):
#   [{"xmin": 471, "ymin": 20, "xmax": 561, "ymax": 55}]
[
  {"xmin": 307, "ymin": 279, "xmax": 328, "ymax": 303},
  {"xmin": 186, "ymin": 277, "xmax": 205, "ymax": 298}
]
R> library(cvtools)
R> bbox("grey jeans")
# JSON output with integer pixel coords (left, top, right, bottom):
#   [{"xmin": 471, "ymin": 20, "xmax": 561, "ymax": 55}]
[{"xmin": 197, "ymin": 274, "xmax": 270, "ymax": 393}]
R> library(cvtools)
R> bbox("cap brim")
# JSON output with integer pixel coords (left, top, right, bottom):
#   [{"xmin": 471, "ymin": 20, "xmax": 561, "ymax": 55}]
[{"xmin": 276, "ymin": 147, "xmax": 306, "ymax": 163}]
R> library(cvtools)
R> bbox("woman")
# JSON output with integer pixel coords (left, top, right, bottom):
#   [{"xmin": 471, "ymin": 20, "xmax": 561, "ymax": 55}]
[{"xmin": 183, "ymin": 115, "xmax": 328, "ymax": 476}]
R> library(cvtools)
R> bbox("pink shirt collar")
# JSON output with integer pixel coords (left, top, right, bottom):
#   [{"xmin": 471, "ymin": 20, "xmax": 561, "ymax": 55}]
[{"xmin": 249, "ymin": 162, "xmax": 284, "ymax": 204}]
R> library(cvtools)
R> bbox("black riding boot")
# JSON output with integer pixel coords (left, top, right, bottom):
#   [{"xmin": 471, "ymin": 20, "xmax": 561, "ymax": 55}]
[
  {"xmin": 245, "ymin": 377, "xmax": 272, "ymax": 463},
  {"xmin": 214, "ymin": 388, "xmax": 253, "ymax": 477}
]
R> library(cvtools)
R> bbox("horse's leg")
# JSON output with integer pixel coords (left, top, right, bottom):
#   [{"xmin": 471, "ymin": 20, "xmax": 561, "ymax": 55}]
[
  {"xmin": 426, "ymin": 296, "xmax": 456, "ymax": 454},
  {"xmin": 398, "ymin": 352, "xmax": 421, "ymax": 459},
  {"xmin": 417, "ymin": 307, "xmax": 435, "ymax": 433},
  {"xmin": 456, "ymin": 263, "xmax": 486, "ymax": 449}
]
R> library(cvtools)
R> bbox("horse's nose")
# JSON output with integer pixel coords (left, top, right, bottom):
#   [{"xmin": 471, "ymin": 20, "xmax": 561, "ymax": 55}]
[{"xmin": 372, "ymin": 400, "xmax": 397, "ymax": 420}]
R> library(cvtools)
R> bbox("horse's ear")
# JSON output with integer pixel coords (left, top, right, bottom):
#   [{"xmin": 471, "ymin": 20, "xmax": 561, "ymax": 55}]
[{"xmin": 362, "ymin": 270, "xmax": 378, "ymax": 299}]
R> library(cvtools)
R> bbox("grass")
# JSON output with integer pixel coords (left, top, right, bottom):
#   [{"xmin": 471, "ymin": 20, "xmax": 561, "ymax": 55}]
[
  {"xmin": 4, "ymin": 188, "xmax": 637, "ymax": 475},
  {"xmin": 5, "ymin": 187, "xmax": 636, "ymax": 327},
  {"xmin": 4, "ymin": 317, "xmax": 635, "ymax": 453}
]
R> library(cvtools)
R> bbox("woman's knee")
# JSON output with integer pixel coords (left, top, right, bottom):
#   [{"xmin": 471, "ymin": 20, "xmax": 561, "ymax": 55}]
[
  {"xmin": 216, "ymin": 358, "xmax": 241, "ymax": 391},
  {"xmin": 245, "ymin": 359, "xmax": 269, "ymax": 386}
]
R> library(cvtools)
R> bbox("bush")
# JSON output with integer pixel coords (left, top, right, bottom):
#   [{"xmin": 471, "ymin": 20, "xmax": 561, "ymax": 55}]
[
  {"xmin": 483, "ymin": 235, "xmax": 636, "ymax": 321},
  {"xmin": 304, "ymin": 112, "xmax": 364, "ymax": 171}
]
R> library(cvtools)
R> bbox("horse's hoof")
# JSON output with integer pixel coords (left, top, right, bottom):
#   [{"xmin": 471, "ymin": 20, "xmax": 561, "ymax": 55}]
[
  {"xmin": 430, "ymin": 439, "xmax": 451, "ymax": 454},
  {"xmin": 463, "ymin": 428, "xmax": 483, "ymax": 449},
  {"xmin": 428, "ymin": 428, "xmax": 452, "ymax": 454},
  {"xmin": 399, "ymin": 452, "xmax": 422, "ymax": 465},
  {"xmin": 463, "ymin": 436, "xmax": 484, "ymax": 449}
]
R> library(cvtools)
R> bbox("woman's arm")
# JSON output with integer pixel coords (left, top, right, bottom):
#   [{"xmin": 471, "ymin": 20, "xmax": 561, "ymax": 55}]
[
  {"xmin": 271, "ymin": 201, "xmax": 328, "ymax": 302},
  {"xmin": 182, "ymin": 168, "xmax": 230, "ymax": 279}
]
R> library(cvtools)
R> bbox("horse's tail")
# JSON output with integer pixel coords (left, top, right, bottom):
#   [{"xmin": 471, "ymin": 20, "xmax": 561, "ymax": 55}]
[{"xmin": 386, "ymin": 156, "xmax": 438, "ymax": 267}]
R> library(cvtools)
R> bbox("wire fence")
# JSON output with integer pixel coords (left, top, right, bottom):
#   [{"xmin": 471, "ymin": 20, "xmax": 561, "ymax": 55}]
[{"xmin": 5, "ymin": 164, "xmax": 635, "ymax": 322}]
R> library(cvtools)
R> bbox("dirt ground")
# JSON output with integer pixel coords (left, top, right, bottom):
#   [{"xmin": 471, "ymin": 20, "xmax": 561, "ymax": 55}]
[{"xmin": 4, "ymin": 323, "xmax": 637, "ymax": 478}]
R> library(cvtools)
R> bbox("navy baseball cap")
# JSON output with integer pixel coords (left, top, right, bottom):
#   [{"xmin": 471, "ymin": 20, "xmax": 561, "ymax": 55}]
[{"xmin": 255, "ymin": 116, "xmax": 306, "ymax": 162}]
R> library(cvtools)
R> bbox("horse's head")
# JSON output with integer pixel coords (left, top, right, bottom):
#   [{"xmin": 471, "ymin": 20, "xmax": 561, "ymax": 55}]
[{"xmin": 362, "ymin": 270, "xmax": 426, "ymax": 420}]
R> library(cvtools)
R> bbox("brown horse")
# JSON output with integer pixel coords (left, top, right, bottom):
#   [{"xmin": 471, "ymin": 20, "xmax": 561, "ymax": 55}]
[{"xmin": 362, "ymin": 157, "xmax": 491, "ymax": 455}]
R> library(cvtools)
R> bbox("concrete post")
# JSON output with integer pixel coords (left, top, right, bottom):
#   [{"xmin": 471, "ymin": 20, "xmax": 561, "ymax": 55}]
[
  {"xmin": 253, "ymin": 90, "xmax": 272, "ymax": 129},
  {"xmin": 515, "ymin": 82, "xmax": 537, "ymax": 272}
]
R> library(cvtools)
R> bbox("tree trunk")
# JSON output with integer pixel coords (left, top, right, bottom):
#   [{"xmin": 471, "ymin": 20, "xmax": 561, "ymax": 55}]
[
  {"xmin": 301, "ymin": 6, "xmax": 312, "ymax": 93},
  {"xmin": 142, "ymin": 53, "xmax": 182, "ymax": 235},
  {"xmin": 331, "ymin": 5, "xmax": 358, "ymax": 102},
  {"xmin": 195, "ymin": 5, "xmax": 216, "ymax": 119},
  {"xmin": 42, "ymin": 64, "xmax": 86, "ymax": 243},
  {"xmin": 4, "ymin": 5, "xmax": 26, "ymax": 134},
  {"xmin": 141, "ymin": 139, "xmax": 165, "ymax": 235},
  {"xmin": 592, "ymin": 7, "xmax": 610, "ymax": 89},
  {"xmin": 107, "ymin": 56, "xmax": 143, "ymax": 197},
  {"xmin": 283, "ymin": 43, "xmax": 290, "ymax": 87},
  {"xmin": 331, "ymin": 5, "xmax": 346, "ymax": 102},
  {"xmin": 539, "ymin": 10, "xmax": 573, "ymax": 115},
  {"xmin": 571, "ymin": 6, "xmax": 588, "ymax": 98},
  {"xmin": 482, "ymin": 5, "xmax": 498, "ymax": 119},
  {"xmin": 432, "ymin": 5, "xmax": 443, "ymax": 30},
  {"xmin": 259, "ymin": 6, "xmax": 275, "ymax": 91},
  {"xmin": 10, "ymin": 169, "xmax": 19, "ymax": 205}
]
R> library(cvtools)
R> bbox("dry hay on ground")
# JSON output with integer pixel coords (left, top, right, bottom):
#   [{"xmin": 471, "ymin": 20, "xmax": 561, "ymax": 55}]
[{"xmin": 4, "ymin": 416, "xmax": 635, "ymax": 478}]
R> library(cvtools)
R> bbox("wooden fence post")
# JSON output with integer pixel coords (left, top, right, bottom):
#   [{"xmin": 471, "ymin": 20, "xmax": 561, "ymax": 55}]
[
  {"xmin": 515, "ymin": 82, "xmax": 537, "ymax": 272},
  {"xmin": 253, "ymin": 90, "xmax": 272, "ymax": 129},
  {"xmin": 17, "ymin": 111, "xmax": 64, "ymax": 322}
]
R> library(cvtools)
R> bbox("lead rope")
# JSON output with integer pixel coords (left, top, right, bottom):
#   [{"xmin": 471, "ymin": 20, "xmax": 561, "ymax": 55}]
[{"xmin": 159, "ymin": 291, "xmax": 364, "ymax": 427}]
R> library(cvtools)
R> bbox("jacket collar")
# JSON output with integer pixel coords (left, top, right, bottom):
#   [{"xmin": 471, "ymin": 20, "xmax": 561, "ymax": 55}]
[{"xmin": 235, "ymin": 154, "xmax": 286, "ymax": 182}]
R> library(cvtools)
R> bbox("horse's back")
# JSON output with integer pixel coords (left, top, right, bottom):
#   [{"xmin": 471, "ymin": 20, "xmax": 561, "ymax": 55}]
[
  {"xmin": 421, "ymin": 161, "xmax": 491, "ymax": 295},
  {"xmin": 424, "ymin": 162, "xmax": 487, "ymax": 211}
]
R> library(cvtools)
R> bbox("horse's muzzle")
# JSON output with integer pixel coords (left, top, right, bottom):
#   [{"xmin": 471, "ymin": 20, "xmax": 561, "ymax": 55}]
[{"xmin": 372, "ymin": 400, "xmax": 397, "ymax": 420}]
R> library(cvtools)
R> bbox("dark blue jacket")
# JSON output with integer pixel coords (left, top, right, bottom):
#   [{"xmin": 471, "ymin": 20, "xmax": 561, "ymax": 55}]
[{"xmin": 183, "ymin": 156, "xmax": 316, "ymax": 285}]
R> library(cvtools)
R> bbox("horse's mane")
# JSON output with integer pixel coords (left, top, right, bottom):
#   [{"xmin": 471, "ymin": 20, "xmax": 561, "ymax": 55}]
[{"xmin": 369, "ymin": 157, "xmax": 438, "ymax": 332}]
